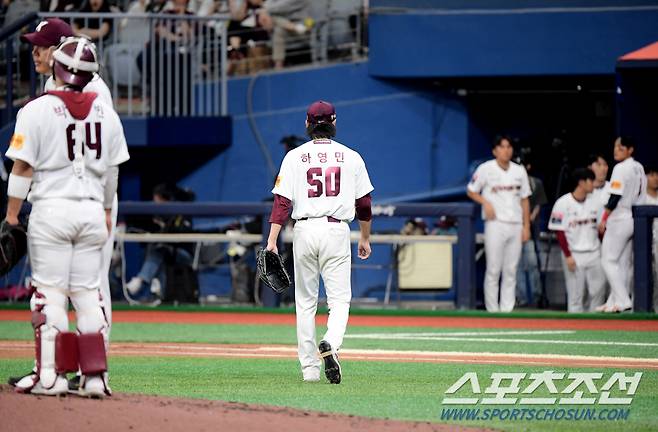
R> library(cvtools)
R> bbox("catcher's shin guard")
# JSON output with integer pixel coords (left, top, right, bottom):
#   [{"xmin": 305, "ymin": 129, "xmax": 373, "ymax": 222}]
[
  {"xmin": 78, "ymin": 333, "xmax": 111, "ymax": 397},
  {"xmin": 17, "ymin": 288, "xmax": 69, "ymax": 395},
  {"xmin": 55, "ymin": 332, "xmax": 79, "ymax": 374}
]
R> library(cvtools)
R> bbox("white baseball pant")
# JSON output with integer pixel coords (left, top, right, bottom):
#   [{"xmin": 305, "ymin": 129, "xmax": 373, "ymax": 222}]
[
  {"xmin": 484, "ymin": 220, "xmax": 523, "ymax": 312},
  {"xmin": 293, "ymin": 217, "xmax": 351, "ymax": 377},
  {"xmin": 27, "ymin": 199, "xmax": 109, "ymax": 386},
  {"xmin": 601, "ymin": 218, "xmax": 634, "ymax": 310},
  {"xmin": 561, "ymin": 251, "xmax": 606, "ymax": 312}
]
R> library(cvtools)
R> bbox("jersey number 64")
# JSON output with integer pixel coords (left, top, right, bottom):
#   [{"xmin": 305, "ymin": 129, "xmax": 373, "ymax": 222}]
[{"xmin": 65, "ymin": 122, "xmax": 102, "ymax": 161}]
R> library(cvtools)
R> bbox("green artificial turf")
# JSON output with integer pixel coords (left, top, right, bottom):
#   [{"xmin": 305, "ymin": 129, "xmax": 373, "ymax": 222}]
[{"xmin": 1, "ymin": 357, "xmax": 656, "ymax": 432}]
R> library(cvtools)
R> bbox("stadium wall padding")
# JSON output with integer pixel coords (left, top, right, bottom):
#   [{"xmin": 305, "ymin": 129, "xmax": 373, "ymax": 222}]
[{"xmin": 368, "ymin": 5, "xmax": 658, "ymax": 77}]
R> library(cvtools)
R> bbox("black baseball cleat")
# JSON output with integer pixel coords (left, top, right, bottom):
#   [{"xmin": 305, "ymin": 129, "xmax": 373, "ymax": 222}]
[
  {"xmin": 318, "ymin": 340, "xmax": 341, "ymax": 384},
  {"xmin": 8, "ymin": 370, "xmax": 37, "ymax": 387},
  {"xmin": 68, "ymin": 375, "xmax": 81, "ymax": 392}
]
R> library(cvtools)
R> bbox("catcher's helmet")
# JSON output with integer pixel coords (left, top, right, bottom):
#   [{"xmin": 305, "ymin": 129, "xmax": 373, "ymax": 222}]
[
  {"xmin": 306, "ymin": 100, "xmax": 336, "ymax": 124},
  {"xmin": 51, "ymin": 37, "xmax": 99, "ymax": 88}
]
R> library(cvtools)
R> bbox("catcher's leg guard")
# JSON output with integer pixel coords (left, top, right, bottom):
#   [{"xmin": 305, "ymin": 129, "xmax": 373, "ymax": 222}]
[
  {"xmin": 16, "ymin": 287, "xmax": 70, "ymax": 395},
  {"xmin": 71, "ymin": 289, "xmax": 111, "ymax": 397},
  {"xmin": 78, "ymin": 333, "xmax": 110, "ymax": 397},
  {"xmin": 55, "ymin": 332, "xmax": 79, "ymax": 374}
]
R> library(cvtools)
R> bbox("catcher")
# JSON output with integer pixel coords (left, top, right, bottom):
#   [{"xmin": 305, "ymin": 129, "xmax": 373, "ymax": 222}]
[{"xmin": 5, "ymin": 37, "xmax": 129, "ymax": 397}]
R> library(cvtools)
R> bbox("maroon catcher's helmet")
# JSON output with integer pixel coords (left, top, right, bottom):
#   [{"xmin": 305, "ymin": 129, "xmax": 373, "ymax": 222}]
[{"xmin": 51, "ymin": 37, "xmax": 99, "ymax": 89}]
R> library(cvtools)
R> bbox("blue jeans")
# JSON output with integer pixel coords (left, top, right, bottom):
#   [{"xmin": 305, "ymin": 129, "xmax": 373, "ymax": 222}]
[
  {"xmin": 516, "ymin": 239, "xmax": 541, "ymax": 305},
  {"xmin": 137, "ymin": 245, "xmax": 193, "ymax": 297}
]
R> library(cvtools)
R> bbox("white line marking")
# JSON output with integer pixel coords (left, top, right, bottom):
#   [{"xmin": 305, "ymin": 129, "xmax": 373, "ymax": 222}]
[
  {"xmin": 344, "ymin": 333, "xmax": 658, "ymax": 347},
  {"xmin": 348, "ymin": 330, "xmax": 576, "ymax": 337}
]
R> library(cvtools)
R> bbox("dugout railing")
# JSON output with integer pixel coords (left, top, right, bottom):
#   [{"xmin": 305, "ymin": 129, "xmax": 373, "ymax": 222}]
[
  {"xmin": 633, "ymin": 205, "xmax": 657, "ymax": 312},
  {"xmin": 117, "ymin": 201, "xmax": 478, "ymax": 309}
]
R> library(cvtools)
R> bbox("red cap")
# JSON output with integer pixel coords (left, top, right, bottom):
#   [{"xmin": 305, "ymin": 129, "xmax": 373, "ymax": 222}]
[
  {"xmin": 306, "ymin": 100, "xmax": 336, "ymax": 124},
  {"xmin": 21, "ymin": 18, "xmax": 74, "ymax": 47}
]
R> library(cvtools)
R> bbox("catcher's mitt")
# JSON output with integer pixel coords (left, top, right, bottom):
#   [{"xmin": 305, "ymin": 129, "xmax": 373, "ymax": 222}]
[
  {"xmin": 0, "ymin": 220, "xmax": 27, "ymax": 276},
  {"xmin": 257, "ymin": 248, "xmax": 291, "ymax": 294}
]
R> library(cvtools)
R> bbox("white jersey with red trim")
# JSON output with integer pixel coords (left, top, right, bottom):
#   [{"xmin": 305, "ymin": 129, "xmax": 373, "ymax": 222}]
[
  {"xmin": 548, "ymin": 193, "xmax": 600, "ymax": 253},
  {"xmin": 271, "ymin": 138, "xmax": 373, "ymax": 222},
  {"xmin": 45, "ymin": 73, "xmax": 113, "ymax": 106},
  {"xmin": 5, "ymin": 94, "xmax": 129, "ymax": 203},
  {"xmin": 608, "ymin": 157, "xmax": 647, "ymax": 222},
  {"xmin": 467, "ymin": 159, "xmax": 531, "ymax": 223}
]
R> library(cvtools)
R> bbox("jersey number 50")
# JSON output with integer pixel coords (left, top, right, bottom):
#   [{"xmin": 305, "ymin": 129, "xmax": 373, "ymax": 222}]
[
  {"xmin": 65, "ymin": 122, "xmax": 102, "ymax": 161},
  {"xmin": 307, "ymin": 167, "xmax": 341, "ymax": 198}
]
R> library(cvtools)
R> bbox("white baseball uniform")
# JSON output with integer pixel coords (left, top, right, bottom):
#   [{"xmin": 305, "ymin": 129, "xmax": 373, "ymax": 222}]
[
  {"xmin": 644, "ymin": 192, "xmax": 658, "ymax": 312},
  {"xmin": 272, "ymin": 138, "xmax": 373, "ymax": 378},
  {"xmin": 6, "ymin": 91, "xmax": 129, "ymax": 390},
  {"xmin": 46, "ymin": 73, "xmax": 117, "ymax": 333},
  {"xmin": 549, "ymin": 193, "xmax": 606, "ymax": 312},
  {"xmin": 468, "ymin": 160, "xmax": 531, "ymax": 312},
  {"xmin": 601, "ymin": 157, "xmax": 647, "ymax": 311},
  {"xmin": 590, "ymin": 181, "xmax": 610, "ymax": 223}
]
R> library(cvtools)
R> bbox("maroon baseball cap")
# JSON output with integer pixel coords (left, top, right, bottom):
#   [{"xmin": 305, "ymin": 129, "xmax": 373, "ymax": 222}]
[
  {"xmin": 21, "ymin": 18, "xmax": 74, "ymax": 47},
  {"xmin": 306, "ymin": 100, "xmax": 336, "ymax": 124}
]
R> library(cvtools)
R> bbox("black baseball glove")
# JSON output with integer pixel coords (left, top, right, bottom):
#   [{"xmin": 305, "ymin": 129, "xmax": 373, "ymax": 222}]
[
  {"xmin": 0, "ymin": 220, "xmax": 27, "ymax": 276},
  {"xmin": 256, "ymin": 248, "xmax": 291, "ymax": 294}
]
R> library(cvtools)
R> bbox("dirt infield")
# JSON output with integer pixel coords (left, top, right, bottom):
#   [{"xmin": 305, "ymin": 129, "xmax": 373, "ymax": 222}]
[
  {"xmin": 0, "ymin": 385, "xmax": 493, "ymax": 432},
  {"xmin": 2, "ymin": 309, "xmax": 657, "ymax": 331},
  {"xmin": 2, "ymin": 341, "xmax": 658, "ymax": 369}
]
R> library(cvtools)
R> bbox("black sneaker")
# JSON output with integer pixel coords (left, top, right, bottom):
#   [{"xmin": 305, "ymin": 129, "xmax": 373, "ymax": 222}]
[
  {"xmin": 8, "ymin": 370, "xmax": 36, "ymax": 387},
  {"xmin": 68, "ymin": 375, "xmax": 81, "ymax": 392},
  {"xmin": 318, "ymin": 340, "xmax": 341, "ymax": 384}
]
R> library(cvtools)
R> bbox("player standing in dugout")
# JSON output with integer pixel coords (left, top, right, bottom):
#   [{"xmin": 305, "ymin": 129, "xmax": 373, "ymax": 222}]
[
  {"xmin": 265, "ymin": 101, "xmax": 374, "ymax": 384},
  {"xmin": 467, "ymin": 136, "xmax": 531, "ymax": 312}
]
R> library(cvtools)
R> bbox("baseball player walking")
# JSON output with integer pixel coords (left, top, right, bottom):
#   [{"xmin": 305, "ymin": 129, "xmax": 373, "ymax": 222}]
[
  {"xmin": 467, "ymin": 136, "xmax": 531, "ymax": 312},
  {"xmin": 265, "ymin": 101, "xmax": 373, "ymax": 384},
  {"xmin": 5, "ymin": 37, "xmax": 130, "ymax": 396},
  {"xmin": 9, "ymin": 19, "xmax": 119, "ymax": 391},
  {"xmin": 549, "ymin": 168, "xmax": 606, "ymax": 312},
  {"xmin": 598, "ymin": 137, "xmax": 646, "ymax": 312}
]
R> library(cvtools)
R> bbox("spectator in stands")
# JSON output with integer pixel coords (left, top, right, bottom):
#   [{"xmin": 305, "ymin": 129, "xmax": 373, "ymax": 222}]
[
  {"xmin": 126, "ymin": 183, "xmax": 195, "ymax": 305},
  {"xmin": 40, "ymin": 0, "xmax": 81, "ymax": 12},
  {"xmin": 644, "ymin": 166, "xmax": 658, "ymax": 312},
  {"xmin": 258, "ymin": 0, "xmax": 309, "ymax": 69},
  {"xmin": 73, "ymin": 0, "xmax": 113, "ymax": 43},
  {"xmin": 3, "ymin": 0, "xmax": 39, "ymax": 27},
  {"xmin": 227, "ymin": 0, "xmax": 271, "ymax": 75},
  {"xmin": 515, "ymin": 150, "xmax": 547, "ymax": 307},
  {"xmin": 137, "ymin": 0, "xmax": 195, "ymax": 115}
]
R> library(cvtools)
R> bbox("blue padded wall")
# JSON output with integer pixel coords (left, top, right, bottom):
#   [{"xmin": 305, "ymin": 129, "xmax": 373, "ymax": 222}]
[{"xmin": 369, "ymin": 2, "xmax": 658, "ymax": 77}]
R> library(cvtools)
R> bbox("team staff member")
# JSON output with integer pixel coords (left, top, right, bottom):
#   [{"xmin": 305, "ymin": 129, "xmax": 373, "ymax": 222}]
[
  {"xmin": 6, "ymin": 37, "xmax": 130, "ymax": 396},
  {"xmin": 10, "ymin": 19, "xmax": 119, "ymax": 391},
  {"xmin": 265, "ymin": 101, "xmax": 373, "ymax": 384},
  {"xmin": 549, "ymin": 168, "xmax": 606, "ymax": 312},
  {"xmin": 467, "ymin": 136, "xmax": 531, "ymax": 312},
  {"xmin": 598, "ymin": 137, "xmax": 646, "ymax": 313}
]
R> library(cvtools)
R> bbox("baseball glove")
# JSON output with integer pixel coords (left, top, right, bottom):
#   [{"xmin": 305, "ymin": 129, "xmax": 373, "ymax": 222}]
[
  {"xmin": 0, "ymin": 220, "xmax": 27, "ymax": 276},
  {"xmin": 256, "ymin": 248, "xmax": 291, "ymax": 294}
]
